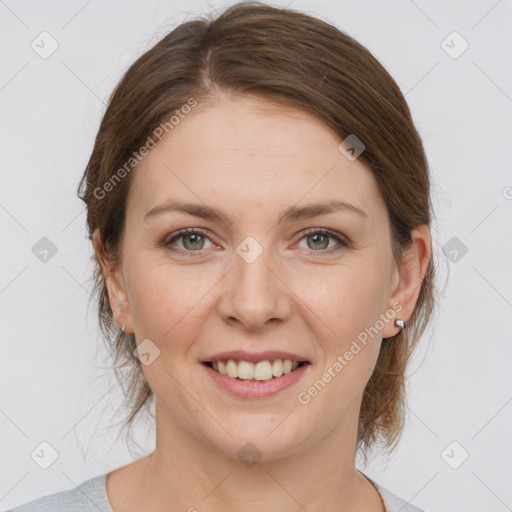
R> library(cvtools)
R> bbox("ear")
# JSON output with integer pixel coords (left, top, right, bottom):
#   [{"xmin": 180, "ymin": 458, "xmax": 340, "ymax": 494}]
[
  {"xmin": 382, "ymin": 224, "xmax": 432, "ymax": 338},
  {"xmin": 92, "ymin": 228, "xmax": 134, "ymax": 334}
]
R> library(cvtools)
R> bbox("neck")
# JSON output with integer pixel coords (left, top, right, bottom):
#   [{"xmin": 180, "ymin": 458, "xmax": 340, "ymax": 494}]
[{"xmin": 108, "ymin": 399, "xmax": 384, "ymax": 512}]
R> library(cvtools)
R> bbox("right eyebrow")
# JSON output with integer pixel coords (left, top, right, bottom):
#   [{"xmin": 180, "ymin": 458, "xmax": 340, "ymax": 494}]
[{"xmin": 143, "ymin": 199, "xmax": 368, "ymax": 224}]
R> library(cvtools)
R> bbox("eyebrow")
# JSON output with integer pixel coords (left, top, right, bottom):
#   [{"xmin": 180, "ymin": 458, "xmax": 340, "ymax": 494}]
[{"xmin": 143, "ymin": 199, "xmax": 368, "ymax": 224}]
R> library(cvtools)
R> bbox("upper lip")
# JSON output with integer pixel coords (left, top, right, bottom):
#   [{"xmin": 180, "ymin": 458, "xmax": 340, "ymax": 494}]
[{"xmin": 202, "ymin": 350, "xmax": 310, "ymax": 363}]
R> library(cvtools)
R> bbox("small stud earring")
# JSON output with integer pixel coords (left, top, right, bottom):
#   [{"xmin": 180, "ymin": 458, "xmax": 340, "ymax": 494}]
[
  {"xmin": 121, "ymin": 324, "xmax": 126, "ymax": 333},
  {"xmin": 394, "ymin": 318, "xmax": 406, "ymax": 333}
]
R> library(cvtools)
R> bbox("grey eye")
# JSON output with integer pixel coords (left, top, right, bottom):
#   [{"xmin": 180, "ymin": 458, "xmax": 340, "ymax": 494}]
[
  {"xmin": 305, "ymin": 233, "xmax": 331, "ymax": 250},
  {"xmin": 181, "ymin": 233, "xmax": 206, "ymax": 250}
]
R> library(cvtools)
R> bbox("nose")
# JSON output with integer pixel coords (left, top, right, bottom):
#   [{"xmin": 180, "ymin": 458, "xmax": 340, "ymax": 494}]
[{"xmin": 217, "ymin": 247, "xmax": 291, "ymax": 331}]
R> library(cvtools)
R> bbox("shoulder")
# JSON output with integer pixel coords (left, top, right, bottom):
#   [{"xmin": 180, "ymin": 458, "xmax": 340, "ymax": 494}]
[
  {"xmin": 362, "ymin": 472, "xmax": 425, "ymax": 512},
  {"xmin": 6, "ymin": 473, "xmax": 113, "ymax": 512}
]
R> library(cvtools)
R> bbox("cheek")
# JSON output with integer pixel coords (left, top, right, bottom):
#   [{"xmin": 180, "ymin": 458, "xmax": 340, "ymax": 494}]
[
  {"xmin": 293, "ymin": 257, "xmax": 389, "ymax": 339},
  {"xmin": 295, "ymin": 257, "xmax": 388, "ymax": 391},
  {"xmin": 127, "ymin": 255, "xmax": 217, "ymax": 350},
  {"xmin": 301, "ymin": 269, "xmax": 385, "ymax": 412}
]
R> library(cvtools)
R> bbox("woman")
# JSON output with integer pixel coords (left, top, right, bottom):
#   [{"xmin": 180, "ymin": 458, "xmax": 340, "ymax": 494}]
[{"xmin": 9, "ymin": 1, "xmax": 435, "ymax": 511}]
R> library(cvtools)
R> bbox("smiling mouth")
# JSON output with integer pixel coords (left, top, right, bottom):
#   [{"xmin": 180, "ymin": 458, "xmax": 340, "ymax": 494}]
[{"xmin": 203, "ymin": 359, "xmax": 308, "ymax": 381}]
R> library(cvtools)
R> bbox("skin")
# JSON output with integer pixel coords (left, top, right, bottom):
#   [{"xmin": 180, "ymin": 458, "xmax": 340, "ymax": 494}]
[{"xmin": 93, "ymin": 93, "xmax": 431, "ymax": 512}]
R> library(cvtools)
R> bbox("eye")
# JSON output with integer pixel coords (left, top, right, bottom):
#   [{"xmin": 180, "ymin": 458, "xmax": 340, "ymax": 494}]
[
  {"xmin": 163, "ymin": 227, "xmax": 349, "ymax": 256},
  {"xmin": 164, "ymin": 228, "xmax": 214, "ymax": 254},
  {"xmin": 295, "ymin": 228, "xmax": 348, "ymax": 254}
]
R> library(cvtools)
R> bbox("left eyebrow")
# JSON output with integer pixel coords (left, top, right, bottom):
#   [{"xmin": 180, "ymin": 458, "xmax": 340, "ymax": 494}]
[{"xmin": 143, "ymin": 199, "xmax": 368, "ymax": 224}]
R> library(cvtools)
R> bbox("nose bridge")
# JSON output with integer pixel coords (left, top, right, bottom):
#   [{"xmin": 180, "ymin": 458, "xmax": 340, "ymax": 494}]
[{"xmin": 219, "ymin": 236, "xmax": 289, "ymax": 329}]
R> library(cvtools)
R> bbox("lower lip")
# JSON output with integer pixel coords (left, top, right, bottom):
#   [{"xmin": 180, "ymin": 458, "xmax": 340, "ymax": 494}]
[{"xmin": 201, "ymin": 362, "xmax": 311, "ymax": 399}]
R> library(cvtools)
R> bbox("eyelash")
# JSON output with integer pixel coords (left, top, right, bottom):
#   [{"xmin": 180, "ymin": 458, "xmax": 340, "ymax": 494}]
[{"xmin": 163, "ymin": 227, "xmax": 349, "ymax": 256}]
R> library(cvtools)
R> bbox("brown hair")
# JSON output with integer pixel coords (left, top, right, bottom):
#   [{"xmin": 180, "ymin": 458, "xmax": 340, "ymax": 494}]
[{"xmin": 78, "ymin": 0, "xmax": 436, "ymax": 460}]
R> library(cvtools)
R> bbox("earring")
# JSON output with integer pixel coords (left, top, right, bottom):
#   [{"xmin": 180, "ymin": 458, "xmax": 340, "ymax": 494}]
[
  {"xmin": 394, "ymin": 318, "xmax": 406, "ymax": 333},
  {"xmin": 121, "ymin": 324, "xmax": 126, "ymax": 333}
]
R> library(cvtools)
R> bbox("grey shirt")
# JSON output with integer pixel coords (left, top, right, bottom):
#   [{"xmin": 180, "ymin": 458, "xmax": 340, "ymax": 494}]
[{"xmin": 6, "ymin": 471, "xmax": 424, "ymax": 511}]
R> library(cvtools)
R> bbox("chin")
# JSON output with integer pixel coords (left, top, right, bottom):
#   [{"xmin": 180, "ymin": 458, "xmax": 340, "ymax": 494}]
[{"xmin": 199, "ymin": 412, "xmax": 310, "ymax": 462}]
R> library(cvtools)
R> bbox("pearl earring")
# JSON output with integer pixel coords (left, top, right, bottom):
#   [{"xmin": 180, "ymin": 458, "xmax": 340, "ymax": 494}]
[{"xmin": 394, "ymin": 318, "xmax": 406, "ymax": 333}]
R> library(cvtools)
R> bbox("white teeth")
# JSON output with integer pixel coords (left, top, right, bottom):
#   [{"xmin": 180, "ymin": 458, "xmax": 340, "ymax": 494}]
[
  {"xmin": 254, "ymin": 360, "xmax": 273, "ymax": 381},
  {"xmin": 271, "ymin": 359, "xmax": 283, "ymax": 377},
  {"xmin": 211, "ymin": 358, "xmax": 303, "ymax": 381},
  {"xmin": 226, "ymin": 359, "xmax": 238, "ymax": 378},
  {"xmin": 283, "ymin": 359, "xmax": 293, "ymax": 374},
  {"xmin": 238, "ymin": 360, "xmax": 254, "ymax": 379}
]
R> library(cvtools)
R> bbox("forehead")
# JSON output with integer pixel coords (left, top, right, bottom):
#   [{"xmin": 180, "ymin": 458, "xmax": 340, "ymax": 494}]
[{"xmin": 126, "ymin": 94, "xmax": 384, "ymax": 223}]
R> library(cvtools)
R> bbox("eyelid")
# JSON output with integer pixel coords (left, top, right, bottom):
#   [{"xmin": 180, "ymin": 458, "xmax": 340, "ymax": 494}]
[
  {"xmin": 294, "ymin": 228, "xmax": 349, "ymax": 253},
  {"xmin": 163, "ymin": 227, "xmax": 349, "ymax": 254},
  {"xmin": 164, "ymin": 227, "xmax": 214, "ymax": 250},
  {"xmin": 299, "ymin": 227, "xmax": 349, "ymax": 245}
]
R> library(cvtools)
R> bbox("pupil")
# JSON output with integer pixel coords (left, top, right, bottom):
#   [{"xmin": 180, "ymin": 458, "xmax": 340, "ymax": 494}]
[
  {"xmin": 309, "ymin": 234, "xmax": 328, "ymax": 250},
  {"xmin": 185, "ymin": 234, "xmax": 203, "ymax": 250}
]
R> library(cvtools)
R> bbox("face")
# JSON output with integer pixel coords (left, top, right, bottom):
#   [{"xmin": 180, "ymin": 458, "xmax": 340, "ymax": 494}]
[{"xmin": 97, "ymin": 94, "xmax": 427, "ymax": 461}]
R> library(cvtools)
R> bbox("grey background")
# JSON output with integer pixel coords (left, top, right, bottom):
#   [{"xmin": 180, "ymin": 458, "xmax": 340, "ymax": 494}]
[{"xmin": 1, "ymin": 1, "xmax": 511, "ymax": 511}]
